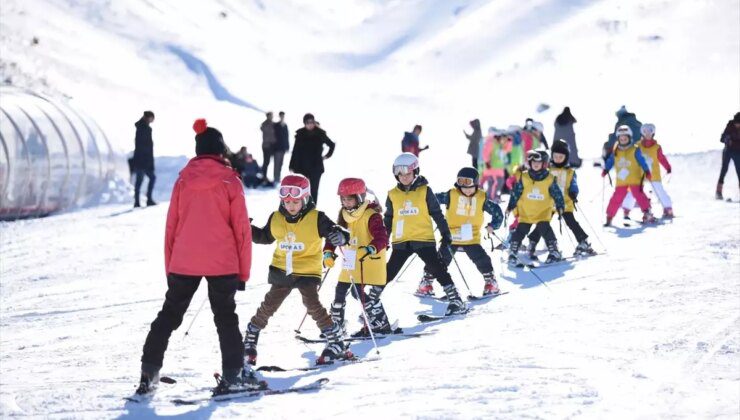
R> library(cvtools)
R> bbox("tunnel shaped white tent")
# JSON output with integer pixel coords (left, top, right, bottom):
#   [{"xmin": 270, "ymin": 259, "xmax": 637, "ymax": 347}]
[{"xmin": 0, "ymin": 86, "xmax": 126, "ymax": 220}]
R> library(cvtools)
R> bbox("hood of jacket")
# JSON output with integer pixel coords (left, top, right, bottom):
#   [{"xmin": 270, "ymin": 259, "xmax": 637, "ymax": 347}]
[{"xmin": 178, "ymin": 155, "xmax": 236, "ymax": 190}]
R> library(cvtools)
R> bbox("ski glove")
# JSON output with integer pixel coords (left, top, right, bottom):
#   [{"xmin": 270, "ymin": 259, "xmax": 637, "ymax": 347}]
[
  {"xmin": 440, "ymin": 236, "xmax": 454, "ymax": 256},
  {"xmin": 327, "ymin": 227, "xmax": 349, "ymax": 247},
  {"xmin": 601, "ymin": 170, "xmax": 608, "ymax": 178},
  {"xmin": 568, "ymin": 191, "xmax": 578, "ymax": 202},
  {"xmin": 323, "ymin": 251, "xmax": 336, "ymax": 269},
  {"xmin": 237, "ymin": 281, "xmax": 246, "ymax": 291},
  {"xmin": 359, "ymin": 245, "xmax": 377, "ymax": 261}
]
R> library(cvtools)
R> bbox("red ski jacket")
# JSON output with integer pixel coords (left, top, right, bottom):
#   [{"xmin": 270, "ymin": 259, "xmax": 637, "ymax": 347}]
[{"xmin": 165, "ymin": 155, "xmax": 252, "ymax": 283}]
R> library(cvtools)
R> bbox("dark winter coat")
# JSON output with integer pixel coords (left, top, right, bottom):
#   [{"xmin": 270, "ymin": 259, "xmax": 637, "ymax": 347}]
[
  {"xmin": 553, "ymin": 108, "xmax": 581, "ymax": 167},
  {"xmin": 606, "ymin": 108, "xmax": 642, "ymax": 155},
  {"xmin": 132, "ymin": 118, "xmax": 154, "ymax": 171},
  {"xmin": 465, "ymin": 119, "xmax": 482, "ymax": 157},
  {"xmin": 383, "ymin": 176, "xmax": 452, "ymax": 250},
  {"xmin": 274, "ymin": 122, "xmax": 290, "ymax": 152},
  {"xmin": 289, "ymin": 127, "xmax": 335, "ymax": 175},
  {"xmin": 261, "ymin": 120, "xmax": 277, "ymax": 149},
  {"xmin": 402, "ymin": 132, "xmax": 421, "ymax": 156},
  {"xmin": 721, "ymin": 121, "xmax": 740, "ymax": 152}
]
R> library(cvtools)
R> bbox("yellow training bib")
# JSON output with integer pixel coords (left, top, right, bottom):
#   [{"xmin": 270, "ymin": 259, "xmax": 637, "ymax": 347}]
[
  {"xmin": 517, "ymin": 172, "xmax": 555, "ymax": 224},
  {"xmin": 388, "ymin": 185, "xmax": 435, "ymax": 244},
  {"xmin": 549, "ymin": 167, "xmax": 575, "ymax": 213},
  {"xmin": 445, "ymin": 188, "xmax": 485, "ymax": 245},
  {"xmin": 338, "ymin": 205, "xmax": 387, "ymax": 286},
  {"xmin": 270, "ymin": 210, "xmax": 323, "ymax": 277}
]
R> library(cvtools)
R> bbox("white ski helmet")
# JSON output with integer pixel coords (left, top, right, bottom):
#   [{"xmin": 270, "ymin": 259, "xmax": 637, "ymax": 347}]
[
  {"xmin": 392, "ymin": 152, "xmax": 420, "ymax": 177},
  {"xmin": 615, "ymin": 125, "xmax": 633, "ymax": 139},
  {"xmin": 640, "ymin": 123, "xmax": 656, "ymax": 137}
]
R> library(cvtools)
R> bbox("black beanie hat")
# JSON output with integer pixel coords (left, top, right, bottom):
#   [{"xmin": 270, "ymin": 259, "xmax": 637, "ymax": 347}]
[
  {"xmin": 550, "ymin": 139, "xmax": 570, "ymax": 167},
  {"xmin": 192, "ymin": 119, "xmax": 226, "ymax": 156},
  {"xmin": 734, "ymin": 112, "xmax": 740, "ymax": 124},
  {"xmin": 303, "ymin": 113, "xmax": 315, "ymax": 124}
]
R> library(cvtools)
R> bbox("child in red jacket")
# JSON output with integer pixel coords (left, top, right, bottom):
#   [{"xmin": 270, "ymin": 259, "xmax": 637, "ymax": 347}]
[{"xmin": 137, "ymin": 119, "xmax": 254, "ymax": 396}]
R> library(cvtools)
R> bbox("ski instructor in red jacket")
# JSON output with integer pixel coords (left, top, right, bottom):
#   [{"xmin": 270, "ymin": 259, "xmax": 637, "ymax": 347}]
[{"xmin": 137, "ymin": 118, "xmax": 255, "ymax": 396}]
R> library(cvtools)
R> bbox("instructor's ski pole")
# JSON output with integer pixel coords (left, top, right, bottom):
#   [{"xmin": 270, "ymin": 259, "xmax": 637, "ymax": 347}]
[
  {"xmin": 490, "ymin": 231, "xmax": 551, "ymax": 290},
  {"xmin": 295, "ymin": 267, "xmax": 332, "ymax": 334}
]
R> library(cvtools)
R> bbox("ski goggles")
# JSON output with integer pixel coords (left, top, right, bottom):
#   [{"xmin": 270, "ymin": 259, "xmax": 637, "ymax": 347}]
[
  {"xmin": 279, "ymin": 185, "xmax": 310, "ymax": 200},
  {"xmin": 526, "ymin": 151, "xmax": 544, "ymax": 162},
  {"xmin": 456, "ymin": 177, "xmax": 476, "ymax": 187},
  {"xmin": 393, "ymin": 164, "xmax": 417, "ymax": 176}
]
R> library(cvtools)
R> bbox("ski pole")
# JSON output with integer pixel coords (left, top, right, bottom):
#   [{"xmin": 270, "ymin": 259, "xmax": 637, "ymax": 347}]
[
  {"xmin": 295, "ymin": 267, "xmax": 332, "ymax": 334},
  {"xmin": 575, "ymin": 202, "xmax": 607, "ymax": 252},
  {"xmin": 349, "ymin": 273, "xmax": 380, "ymax": 356},
  {"xmin": 184, "ymin": 295, "xmax": 208, "ymax": 339},
  {"xmin": 490, "ymin": 231, "xmax": 551, "ymax": 290},
  {"xmin": 601, "ymin": 176, "xmax": 606, "ymax": 220},
  {"xmin": 450, "ymin": 251, "xmax": 475, "ymax": 299}
]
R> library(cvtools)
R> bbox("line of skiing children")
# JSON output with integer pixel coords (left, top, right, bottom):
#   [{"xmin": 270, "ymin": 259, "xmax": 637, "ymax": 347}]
[{"xmin": 136, "ymin": 117, "xmax": 675, "ymax": 396}]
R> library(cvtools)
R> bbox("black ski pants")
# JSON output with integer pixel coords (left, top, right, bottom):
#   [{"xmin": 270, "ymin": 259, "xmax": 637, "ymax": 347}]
[
  {"xmin": 512, "ymin": 221, "xmax": 556, "ymax": 245},
  {"xmin": 134, "ymin": 168, "xmax": 156, "ymax": 203},
  {"xmin": 528, "ymin": 212, "xmax": 588, "ymax": 245},
  {"xmin": 141, "ymin": 274, "xmax": 243, "ymax": 372},
  {"xmin": 377, "ymin": 245, "xmax": 454, "ymax": 292},
  {"xmin": 718, "ymin": 147, "xmax": 740, "ymax": 185},
  {"xmin": 426, "ymin": 243, "xmax": 493, "ymax": 275}
]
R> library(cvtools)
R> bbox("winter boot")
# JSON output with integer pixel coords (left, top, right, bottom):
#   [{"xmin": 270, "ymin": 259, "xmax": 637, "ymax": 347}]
[
  {"xmin": 604, "ymin": 217, "xmax": 613, "ymax": 227},
  {"xmin": 133, "ymin": 197, "xmax": 141, "ymax": 208},
  {"xmin": 507, "ymin": 241, "xmax": 522, "ymax": 266},
  {"xmin": 482, "ymin": 272, "xmax": 500, "ymax": 296},
  {"xmin": 642, "ymin": 211, "xmax": 657, "ymax": 224},
  {"xmin": 574, "ymin": 239, "xmax": 596, "ymax": 256},
  {"xmin": 662, "ymin": 208, "xmax": 674, "ymax": 219},
  {"xmin": 317, "ymin": 322, "xmax": 352, "ymax": 365},
  {"xmin": 214, "ymin": 366, "xmax": 266, "ymax": 395},
  {"xmin": 330, "ymin": 301, "xmax": 347, "ymax": 336},
  {"xmin": 527, "ymin": 241, "xmax": 538, "ymax": 259},
  {"xmin": 415, "ymin": 273, "xmax": 435, "ymax": 297},
  {"xmin": 135, "ymin": 363, "xmax": 160, "ymax": 395},
  {"xmin": 545, "ymin": 241, "xmax": 562, "ymax": 264},
  {"xmin": 146, "ymin": 199, "xmax": 157, "ymax": 206},
  {"xmin": 243, "ymin": 323, "xmax": 260, "ymax": 366},
  {"xmin": 443, "ymin": 284, "xmax": 468, "ymax": 316},
  {"xmin": 716, "ymin": 182, "xmax": 724, "ymax": 200}
]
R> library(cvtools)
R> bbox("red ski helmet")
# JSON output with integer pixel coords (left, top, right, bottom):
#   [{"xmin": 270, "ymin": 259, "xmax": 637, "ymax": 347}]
[
  {"xmin": 279, "ymin": 174, "xmax": 311, "ymax": 205},
  {"xmin": 337, "ymin": 178, "xmax": 367, "ymax": 209}
]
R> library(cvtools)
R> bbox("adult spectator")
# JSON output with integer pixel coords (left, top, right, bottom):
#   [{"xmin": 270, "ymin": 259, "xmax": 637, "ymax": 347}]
[
  {"xmin": 289, "ymin": 113, "xmax": 335, "ymax": 203},
  {"xmin": 260, "ymin": 111, "xmax": 277, "ymax": 186},
  {"xmin": 132, "ymin": 110, "xmax": 156, "ymax": 207},
  {"xmin": 716, "ymin": 112, "xmax": 740, "ymax": 199},
  {"xmin": 401, "ymin": 124, "xmax": 428, "ymax": 156},
  {"xmin": 273, "ymin": 111, "xmax": 290, "ymax": 183},
  {"xmin": 463, "ymin": 119, "xmax": 482, "ymax": 167},
  {"xmin": 554, "ymin": 107, "xmax": 582, "ymax": 167}
]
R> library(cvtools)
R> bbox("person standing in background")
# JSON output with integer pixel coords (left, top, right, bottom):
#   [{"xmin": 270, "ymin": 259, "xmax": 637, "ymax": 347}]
[
  {"xmin": 260, "ymin": 112, "xmax": 277, "ymax": 186},
  {"xmin": 716, "ymin": 112, "xmax": 740, "ymax": 200},
  {"xmin": 401, "ymin": 125, "xmax": 428, "ymax": 157},
  {"xmin": 464, "ymin": 119, "xmax": 482, "ymax": 167},
  {"xmin": 289, "ymin": 113, "xmax": 335, "ymax": 203},
  {"xmin": 554, "ymin": 107, "xmax": 582, "ymax": 168},
  {"xmin": 273, "ymin": 111, "xmax": 290, "ymax": 183},
  {"xmin": 132, "ymin": 110, "xmax": 156, "ymax": 208}
]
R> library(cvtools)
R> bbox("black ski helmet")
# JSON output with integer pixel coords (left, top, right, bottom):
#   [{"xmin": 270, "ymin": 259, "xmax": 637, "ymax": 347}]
[
  {"xmin": 550, "ymin": 139, "xmax": 570, "ymax": 167},
  {"xmin": 455, "ymin": 167, "xmax": 479, "ymax": 193}
]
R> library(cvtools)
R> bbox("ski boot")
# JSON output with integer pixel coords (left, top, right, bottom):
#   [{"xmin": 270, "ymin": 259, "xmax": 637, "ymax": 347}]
[
  {"xmin": 135, "ymin": 365, "xmax": 160, "ymax": 395},
  {"xmin": 623, "ymin": 209, "xmax": 631, "ymax": 221},
  {"xmin": 213, "ymin": 366, "xmax": 267, "ymax": 396},
  {"xmin": 482, "ymin": 272, "xmax": 500, "ymax": 296},
  {"xmin": 716, "ymin": 182, "xmax": 724, "ymax": 200},
  {"xmin": 527, "ymin": 240, "xmax": 538, "ymax": 260},
  {"xmin": 545, "ymin": 241, "xmax": 562, "ymax": 264},
  {"xmin": 603, "ymin": 217, "xmax": 613, "ymax": 227},
  {"xmin": 415, "ymin": 273, "xmax": 436, "ymax": 297},
  {"xmin": 443, "ymin": 284, "xmax": 468, "ymax": 316},
  {"xmin": 507, "ymin": 240, "xmax": 522, "ymax": 266},
  {"xmin": 317, "ymin": 322, "xmax": 353, "ymax": 365},
  {"xmin": 243, "ymin": 322, "xmax": 260, "ymax": 366},
  {"xmin": 662, "ymin": 208, "xmax": 674, "ymax": 219},
  {"xmin": 352, "ymin": 294, "xmax": 393, "ymax": 337},
  {"xmin": 330, "ymin": 301, "xmax": 347, "ymax": 336},
  {"xmin": 574, "ymin": 239, "xmax": 596, "ymax": 256},
  {"xmin": 642, "ymin": 211, "xmax": 657, "ymax": 224}
]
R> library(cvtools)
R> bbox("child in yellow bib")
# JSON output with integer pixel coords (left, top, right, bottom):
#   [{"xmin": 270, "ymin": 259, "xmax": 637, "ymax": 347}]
[
  {"xmin": 323, "ymin": 178, "xmax": 393, "ymax": 336},
  {"xmin": 506, "ymin": 150, "xmax": 566, "ymax": 265},
  {"xmin": 372, "ymin": 153, "xmax": 468, "ymax": 318},
  {"xmin": 243, "ymin": 175, "xmax": 352, "ymax": 366},
  {"xmin": 527, "ymin": 140, "xmax": 596, "ymax": 257},
  {"xmin": 419, "ymin": 167, "xmax": 504, "ymax": 297}
]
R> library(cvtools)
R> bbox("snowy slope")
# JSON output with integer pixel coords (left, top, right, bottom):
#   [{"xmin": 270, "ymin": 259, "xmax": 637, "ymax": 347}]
[{"xmin": 1, "ymin": 151, "xmax": 738, "ymax": 418}]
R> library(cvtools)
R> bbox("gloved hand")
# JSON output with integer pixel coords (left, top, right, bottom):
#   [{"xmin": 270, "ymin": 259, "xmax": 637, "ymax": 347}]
[
  {"xmin": 327, "ymin": 227, "xmax": 349, "ymax": 247},
  {"xmin": 667, "ymin": 167, "xmax": 672, "ymax": 174},
  {"xmin": 568, "ymin": 191, "xmax": 578, "ymax": 203},
  {"xmin": 645, "ymin": 172, "xmax": 653, "ymax": 181},
  {"xmin": 237, "ymin": 281, "xmax": 246, "ymax": 291},
  {"xmin": 557, "ymin": 208, "xmax": 564, "ymax": 220},
  {"xmin": 323, "ymin": 251, "xmax": 336, "ymax": 268},
  {"xmin": 440, "ymin": 235, "xmax": 453, "ymax": 255},
  {"xmin": 601, "ymin": 170, "xmax": 608, "ymax": 178},
  {"xmin": 486, "ymin": 225, "xmax": 495, "ymax": 235},
  {"xmin": 359, "ymin": 245, "xmax": 377, "ymax": 260}
]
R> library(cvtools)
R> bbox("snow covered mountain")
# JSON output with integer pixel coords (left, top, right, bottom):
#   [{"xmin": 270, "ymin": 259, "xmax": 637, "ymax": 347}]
[{"xmin": 0, "ymin": 0, "xmax": 738, "ymax": 418}]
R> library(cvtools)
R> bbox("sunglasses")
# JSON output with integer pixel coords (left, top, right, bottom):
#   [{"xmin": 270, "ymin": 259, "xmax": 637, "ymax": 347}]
[
  {"xmin": 456, "ymin": 177, "xmax": 476, "ymax": 187},
  {"xmin": 279, "ymin": 185, "xmax": 310, "ymax": 199}
]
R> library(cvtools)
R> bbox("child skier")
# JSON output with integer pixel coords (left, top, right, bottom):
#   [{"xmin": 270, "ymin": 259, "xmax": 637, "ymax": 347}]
[
  {"xmin": 603, "ymin": 125, "xmax": 656, "ymax": 226},
  {"xmin": 527, "ymin": 139, "xmax": 595, "ymax": 257},
  {"xmin": 506, "ymin": 150, "xmax": 566, "ymax": 265},
  {"xmin": 323, "ymin": 178, "xmax": 392, "ymax": 336},
  {"xmin": 480, "ymin": 129, "xmax": 509, "ymax": 203},
  {"xmin": 369, "ymin": 153, "xmax": 468, "ymax": 319},
  {"xmin": 622, "ymin": 123, "xmax": 674, "ymax": 219},
  {"xmin": 418, "ymin": 167, "xmax": 504, "ymax": 296},
  {"xmin": 137, "ymin": 119, "xmax": 254, "ymax": 395},
  {"xmin": 243, "ymin": 174, "xmax": 351, "ymax": 365}
]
